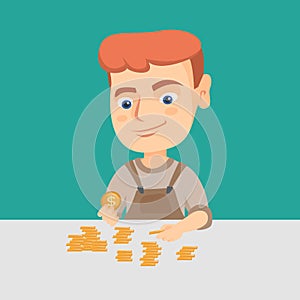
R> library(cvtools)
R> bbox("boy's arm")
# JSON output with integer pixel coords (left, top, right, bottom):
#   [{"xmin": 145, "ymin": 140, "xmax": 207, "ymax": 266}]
[
  {"xmin": 181, "ymin": 166, "xmax": 212, "ymax": 230},
  {"xmin": 157, "ymin": 209, "xmax": 212, "ymax": 242},
  {"xmin": 176, "ymin": 207, "xmax": 212, "ymax": 232},
  {"xmin": 98, "ymin": 165, "xmax": 133, "ymax": 225},
  {"xmin": 157, "ymin": 167, "xmax": 212, "ymax": 241}
]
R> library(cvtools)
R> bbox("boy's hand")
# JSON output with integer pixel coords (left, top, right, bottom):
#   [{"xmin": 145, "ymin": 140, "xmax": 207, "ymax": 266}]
[
  {"xmin": 156, "ymin": 224, "xmax": 184, "ymax": 242},
  {"xmin": 97, "ymin": 204, "xmax": 119, "ymax": 226}
]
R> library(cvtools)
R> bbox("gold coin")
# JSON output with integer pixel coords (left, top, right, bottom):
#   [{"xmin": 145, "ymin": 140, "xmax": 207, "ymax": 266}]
[
  {"xmin": 80, "ymin": 225, "xmax": 96, "ymax": 228},
  {"xmin": 178, "ymin": 256, "xmax": 195, "ymax": 259},
  {"xmin": 143, "ymin": 247, "xmax": 160, "ymax": 250},
  {"xmin": 142, "ymin": 255, "xmax": 159, "ymax": 258},
  {"xmin": 181, "ymin": 246, "xmax": 198, "ymax": 249},
  {"xmin": 85, "ymin": 240, "xmax": 105, "ymax": 243},
  {"xmin": 117, "ymin": 260, "xmax": 133, "ymax": 262},
  {"xmin": 115, "ymin": 241, "xmax": 130, "ymax": 243},
  {"xmin": 141, "ymin": 242, "xmax": 157, "ymax": 244},
  {"xmin": 68, "ymin": 240, "xmax": 84, "ymax": 242},
  {"xmin": 115, "ymin": 233, "xmax": 133, "ymax": 235},
  {"xmin": 92, "ymin": 248, "xmax": 107, "ymax": 251},
  {"xmin": 101, "ymin": 192, "xmax": 121, "ymax": 209},
  {"xmin": 144, "ymin": 247, "xmax": 161, "ymax": 251},
  {"xmin": 91, "ymin": 242, "xmax": 107, "ymax": 245},
  {"xmin": 115, "ymin": 226, "xmax": 131, "ymax": 230},
  {"xmin": 113, "ymin": 234, "xmax": 129, "ymax": 237},
  {"xmin": 92, "ymin": 249, "xmax": 107, "ymax": 251}
]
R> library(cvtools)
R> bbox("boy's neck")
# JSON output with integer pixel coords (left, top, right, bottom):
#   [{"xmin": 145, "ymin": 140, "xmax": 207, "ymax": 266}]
[{"xmin": 141, "ymin": 150, "xmax": 168, "ymax": 168}]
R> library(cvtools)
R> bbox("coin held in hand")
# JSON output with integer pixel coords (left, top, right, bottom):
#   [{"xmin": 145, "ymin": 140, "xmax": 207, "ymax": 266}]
[{"xmin": 101, "ymin": 191, "xmax": 121, "ymax": 209}]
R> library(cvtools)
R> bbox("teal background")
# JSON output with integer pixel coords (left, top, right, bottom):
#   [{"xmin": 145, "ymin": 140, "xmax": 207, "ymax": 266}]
[{"xmin": 0, "ymin": 1, "xmax": 299, "ymax": 219}]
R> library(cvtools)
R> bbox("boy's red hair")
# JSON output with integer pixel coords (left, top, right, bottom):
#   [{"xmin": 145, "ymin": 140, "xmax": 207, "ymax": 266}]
[{"xmin": 98, "ymin": 30, "xmax": 204, "ymax": 88}]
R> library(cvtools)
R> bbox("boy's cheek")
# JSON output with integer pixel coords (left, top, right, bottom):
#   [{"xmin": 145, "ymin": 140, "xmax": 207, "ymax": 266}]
[
  {"xmin": 116, "ymin": 115, "xmax": 128, "ymax": 122},
  {"xmin": 164, "ymin": 107, "xmax": 178, "ymax": 116}
]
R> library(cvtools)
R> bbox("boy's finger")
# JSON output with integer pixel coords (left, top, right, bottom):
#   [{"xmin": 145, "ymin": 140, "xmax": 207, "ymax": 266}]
[{"xmin": 160, "ymin": 224, "xmax": 173, "ymax": 231}]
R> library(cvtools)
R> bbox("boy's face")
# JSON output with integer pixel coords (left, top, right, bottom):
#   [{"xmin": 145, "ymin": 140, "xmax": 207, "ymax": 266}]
[{"xmin": 109, "ymin": 60, "xmax": 210, "ymax": 153}]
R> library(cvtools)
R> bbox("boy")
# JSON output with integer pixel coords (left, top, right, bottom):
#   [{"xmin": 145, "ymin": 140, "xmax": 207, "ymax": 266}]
[{"xmin": 98, "ymin": 30, "xmax": 212, "ymax": 241}]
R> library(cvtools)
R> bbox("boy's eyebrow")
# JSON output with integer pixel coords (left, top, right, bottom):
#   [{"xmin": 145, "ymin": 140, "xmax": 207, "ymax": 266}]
[
  {"xmin": 152, "ymin": 79, "xmax": 183, "ymax": 91},
  {"xmin": 114, "ymin": 87, "xmax": 137, "ymax": 97}
]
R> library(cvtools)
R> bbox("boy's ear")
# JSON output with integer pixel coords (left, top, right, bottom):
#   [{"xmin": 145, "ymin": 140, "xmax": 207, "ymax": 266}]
[{"xmin": 194, "ymin": 74, "xmax": 212, "ymax": 109}]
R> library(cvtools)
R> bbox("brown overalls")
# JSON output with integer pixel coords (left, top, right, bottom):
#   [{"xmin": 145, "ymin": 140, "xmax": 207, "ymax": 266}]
[{"xmin": 124, "ymin": 160, "xmax": 186, "ymax": 220}]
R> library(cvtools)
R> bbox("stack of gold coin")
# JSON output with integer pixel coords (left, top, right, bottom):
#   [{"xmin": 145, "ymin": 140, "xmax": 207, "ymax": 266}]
[
  {"xmin": 176, "ymin": 246, "xmax": 198, "ymax": 260},
  {"xmin": 113, "ymin": 227, "xmax": 134, "ymax": 244},
  {"xmin": 80, "ymin": 226, "xmax": 108, "ymax": 252},
  {"xmin": 140, "ymin": 242, "xmax": 162, "ymax": 267},
  {"xmin": 66, "ymin": 235, "xmax": 84, "ymax": 252},
  {"xmin": 66, "ymin": 226, "xmax": 108, "ymax": 252},
  {"xmin": 115, "ymin": 250, "xmax": 133, "ymax": 262}
]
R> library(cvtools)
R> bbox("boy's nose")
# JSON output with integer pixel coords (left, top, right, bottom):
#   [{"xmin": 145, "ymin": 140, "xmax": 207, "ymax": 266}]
[
  {"xmin": 134, "ymin": 98, "xmax": 154, "ymax": 121},
  {"xmin": 134, "ymin": 99, "xmax": 142, "ymax": 121}
]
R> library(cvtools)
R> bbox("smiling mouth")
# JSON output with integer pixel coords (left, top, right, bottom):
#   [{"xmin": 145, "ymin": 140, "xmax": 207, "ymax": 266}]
[
  {"xmin": 134, "ymin": 120, "xmax": 167, "ymax": 134},
  {"xmin": 138, "ymin": 131, "xmax": 158, "ymax": 138}
]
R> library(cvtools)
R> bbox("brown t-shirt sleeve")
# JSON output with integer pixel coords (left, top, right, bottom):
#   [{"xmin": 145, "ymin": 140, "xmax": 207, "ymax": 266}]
[
  {"xmin": 174, "ymin": 166, "xmax": 212, "ymax": 229},
  {"xmin": 106, "ymin": 165, "xmax": 137, "ymax": 218}
]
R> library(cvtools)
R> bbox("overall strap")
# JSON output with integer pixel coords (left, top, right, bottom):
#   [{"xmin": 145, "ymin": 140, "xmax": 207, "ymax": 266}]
[
  {"xmin": 166, "ymin": 162, "xmax": 186, "ymax": 194},
  {"xmin": 126, "ymin": 160, "xmax": 144, "ymax": 194}
]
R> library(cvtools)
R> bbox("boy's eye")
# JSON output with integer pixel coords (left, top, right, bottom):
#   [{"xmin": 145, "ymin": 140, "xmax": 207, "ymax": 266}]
[
  {"xmin": 118, "ymin": 97, "xmax": 133, "ymax": 110},
  {"xmin": 160, "ymin": 92, "xmax": 178, "ymax": 105}
]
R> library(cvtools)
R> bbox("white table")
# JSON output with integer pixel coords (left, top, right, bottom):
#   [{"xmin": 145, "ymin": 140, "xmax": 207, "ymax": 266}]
[{"xmin": 0, "ymin": 220, "xmax": 299, "ymax": 300}]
